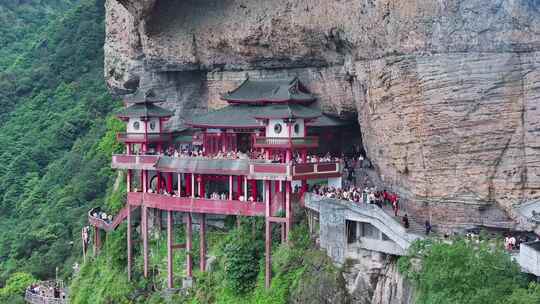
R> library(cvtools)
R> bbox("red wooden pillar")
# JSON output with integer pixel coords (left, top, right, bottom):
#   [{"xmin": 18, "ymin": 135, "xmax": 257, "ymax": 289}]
[
  {"xmin": 186, "ymin": 173, "xmax": 192, "ymax": 197},
  {"xmin": 157, "ymin": 172, "xmax": 162, "ymax": 192},
  {"xmin": 301, "ymin": 149, "xmax": 307, "ymax": 163},
  {"xmin": 285, "ymin": 181, "xmax": 292, "ymax": 241},
  {"xmin": 268, "ymin": 181, "xmax": 272, "ymax": 209},
  {"xmin": 265, "ymin": 180, "xmax": 272, "ymax": 288},
  {"xmin": 166, "ymin": 172, "xmax": 173, "ymax": 193},
  {"xmin": 167, "ymin": 211, "xmax": 174, "ymax": 289},
  {"xmin": 301, "ymin": 179, "xmax": 308, "ymax": 195},
  {"xmin": 200, "ymin": 214, "xmax": 207, "ymax": 271},
  {"xmin": 229, "ymin": 176, "xmax": 233, "ymax": 200},
  {"xmin": 186, "ymin": 213, "xmax": 193, "ymax": 277},
  {"xmin": 178, "ymin": 173, "xmax": 182, "ymax": 197},
  {"xmin": 127, "ymin": 204, "xmax": 132, "ymax": 281},
  {"xmin": 127, "ymin": 169, "xmax": 132, "ymax": 192},
  {"xmin": 142, "ymin": 206, "xmax": 149, "ymax": 278},
  {"xmin": 236, "ymin": 176, "xmax": 243, "ymax": 199},
  {"xmin": 93, "ymin": 226, "xmax": 101, "ymax": 256},
  {"xmin": 280, "ymin": 180, "xmax": 286, "ymax": 243},
  {"xmin": 251, "ymin": 180, "xmax": 257, "ymax": 200},
  {"xmin": 199, "ymin": 175, "xmax": 205, "ymax": 198}
]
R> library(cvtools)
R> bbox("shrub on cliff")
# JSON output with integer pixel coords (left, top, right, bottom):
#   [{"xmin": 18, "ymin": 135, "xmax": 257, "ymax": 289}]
[
  {"xmin": 0, "ymin": 272, "xmax": 37, "ymax": 303},
  {"xmin": 399, "ymin": 239, "xmax": 538, "ymax": 304}
]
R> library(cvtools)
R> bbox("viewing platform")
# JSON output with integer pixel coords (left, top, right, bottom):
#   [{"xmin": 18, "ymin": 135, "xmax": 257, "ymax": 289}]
[
  {"xmin": 25, "ymin": 281, "xmax": 67, "ymax": 304},
  {"xmin": 111, "ymin": 154, "xmax": 342, "ymax": 181},
  {"xmin": 88, "ymin": 206, "xmax": 131, "ymax": 232}
]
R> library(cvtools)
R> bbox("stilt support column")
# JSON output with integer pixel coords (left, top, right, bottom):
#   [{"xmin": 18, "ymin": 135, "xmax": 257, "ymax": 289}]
[
  {"xmin": 127, "ymin": 204, "xmax": 132, "ymax": 281},
  {"xmin": 200, "ymin": 214, "xmax": 207, "ymax": 272},
  {"xmin": 167, "ymin": 210, "xmax": 174, "ymax": 289},
  {"xmin": 142, "ymin": 206, "xmax": 149, "ymax": 278},
  {"xmin": 186, "ymin": 213, "xmax": 193, "ymax": 277}
]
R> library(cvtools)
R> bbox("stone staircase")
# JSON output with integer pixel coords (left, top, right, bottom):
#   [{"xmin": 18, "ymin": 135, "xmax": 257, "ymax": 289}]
[{"xmin": 352, "ymin": 165, "xmax": 427, "ymax": 236}]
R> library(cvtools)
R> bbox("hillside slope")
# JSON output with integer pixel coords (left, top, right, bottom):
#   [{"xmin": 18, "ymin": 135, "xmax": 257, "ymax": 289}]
[{"xmin": 0, "ymin": 0, "xmax": 120, "ymax": 294}]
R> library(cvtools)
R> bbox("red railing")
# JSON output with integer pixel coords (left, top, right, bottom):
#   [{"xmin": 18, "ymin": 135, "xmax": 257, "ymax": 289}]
[
  {"xmin": 292, "ymin": 161, "xmax": 340, "ymax": 177},
  {"xmin": 127, "ymin": 192, "xmax": 266, "ymax": 217},
  {"xmin": 111, "ymin": 154, "xmax": 159, "ymax": 169},
  {"xmin": 88, "ymin": 206, "xmax": 131, "ymax": 232},
  {"xmin": 253, "ymin": 136, "xmax": 319, "ymax": 148}
]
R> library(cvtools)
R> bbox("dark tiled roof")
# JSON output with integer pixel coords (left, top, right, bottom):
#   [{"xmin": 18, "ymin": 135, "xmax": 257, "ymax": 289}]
[
  {"xmin": 116, "ymin": 101, "xmax": 173, "ymax": 119},
  {"xmin": 222, "ymin": 77, "xmax": 315, "ymax": 104},
  {"xmin": 188, "ymin": 104, "xmax": 262, "ymax": 128},
  {"xmin": 253, "ymin": 104, "xmax": 321, "ymax": 119},
  {"xmin": 188, "ymin": 104, "xmax": 349, "ymax": 129}
]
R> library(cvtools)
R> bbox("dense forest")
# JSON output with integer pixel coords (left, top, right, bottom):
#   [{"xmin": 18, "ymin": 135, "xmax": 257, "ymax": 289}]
[
  {"xmin": 0, "ymin": 0, "xmax": 122, "ymax": 302},
  {"xmin": 0, "ymin": 1, "xmax": 539, "ymax": 304}
]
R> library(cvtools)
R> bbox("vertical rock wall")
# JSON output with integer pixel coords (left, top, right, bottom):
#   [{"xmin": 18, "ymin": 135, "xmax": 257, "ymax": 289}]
[{"xmin": 104, "ymin": 0, "xmax": 540, "ymax": 230}]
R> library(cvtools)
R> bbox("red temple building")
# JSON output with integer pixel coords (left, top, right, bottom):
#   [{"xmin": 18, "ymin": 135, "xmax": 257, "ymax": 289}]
[{"xmin": 90, "ymin": 77, "xmax": 350, "ymax": 289}]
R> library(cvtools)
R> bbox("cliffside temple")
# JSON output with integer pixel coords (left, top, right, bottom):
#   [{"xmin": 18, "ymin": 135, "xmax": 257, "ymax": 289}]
[
  {"xmin": 88, "ymin": 78, "xmax": 361, "ymax": 289},
  {"xmin": 74, "ymin": 74, "xmax": 540, "ymax": 304},
  {"xmin": 83, "ymin": 75, "xmax": 540, "ymax": 294}
]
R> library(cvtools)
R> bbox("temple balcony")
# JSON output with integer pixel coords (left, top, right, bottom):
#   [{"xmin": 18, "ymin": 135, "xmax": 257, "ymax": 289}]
[
  {"xmin": 253, "ymin": 136, "xmax": 319, "ymax": 149},
  {"xmin": 111, "ymin": 154, "xmax": 342, "ymax": 180},
  {"xmin": 127, "ymin": 192, "xmax": 266, "ymax": 216},
  {"xmin": 117, "ymin": 132, "xmax": 171, "ymax": 143}
]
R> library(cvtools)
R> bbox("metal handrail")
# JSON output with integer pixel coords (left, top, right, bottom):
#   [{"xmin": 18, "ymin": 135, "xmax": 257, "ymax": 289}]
[{"xmin": 25, "ymin": 281, "xmax": 68, "ymax": 304}]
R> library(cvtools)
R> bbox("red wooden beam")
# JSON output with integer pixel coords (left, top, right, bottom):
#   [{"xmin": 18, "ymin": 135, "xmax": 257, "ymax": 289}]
[
  {"xmin": 172, "ymin": 243, "xmax": 186, "ymax": 250},
  {"xmin": 127, "ymin": 192, "xmax": 266, "ymax": 217}
]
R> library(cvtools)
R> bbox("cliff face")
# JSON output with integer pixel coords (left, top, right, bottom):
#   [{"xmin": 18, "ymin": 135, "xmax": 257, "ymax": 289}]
[{"xmin": 104, "ymin": 0, "xmax": 540, "ymax": 229}]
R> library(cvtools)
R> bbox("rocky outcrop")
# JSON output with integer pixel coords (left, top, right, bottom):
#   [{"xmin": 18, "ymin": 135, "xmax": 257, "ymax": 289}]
[
  {"xmin": 104, "ymin": 0, "xmax": 540, "ymax": 230},
  {"xmin": 343, "ymin": 250, "xmax": 413, "ymax": 304}
]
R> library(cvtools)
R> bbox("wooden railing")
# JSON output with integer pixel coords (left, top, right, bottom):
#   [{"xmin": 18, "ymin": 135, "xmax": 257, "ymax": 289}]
[{"xmin": 253, "ymin": 136, "xmax": 319, "ymax": 148}]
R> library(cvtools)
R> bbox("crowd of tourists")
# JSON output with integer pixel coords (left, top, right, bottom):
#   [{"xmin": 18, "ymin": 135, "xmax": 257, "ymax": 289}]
[
  {"xmin": 90, "ymin": 209, "xmax": 113, "ymax": 223},
  {"xmin": 310, "ymin": 184, "xmax": 401, "ymax": 215},
  {"xmin": 28, "ymin": 283, "xmax": 66, "ymax": 300},
  {"xmin": 504, "ymin": 234, "xmax": 532, "ymax": 251},
  {"xmin": 292, "ymin": 152, "xmax": 341, "ymax": 164}
]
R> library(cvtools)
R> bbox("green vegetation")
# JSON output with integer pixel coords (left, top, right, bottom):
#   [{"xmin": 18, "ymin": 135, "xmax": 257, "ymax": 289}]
[
  {"xmin": 0, "ymin": 0, "xmax": 121, "ymax": 302},
  {"xmin": 399, "ymin": 239, "xmax": 540, "ymax": 304},
  {"xmin": 0, "ymin": 272, "xmax": 37, "ymax": 303}
]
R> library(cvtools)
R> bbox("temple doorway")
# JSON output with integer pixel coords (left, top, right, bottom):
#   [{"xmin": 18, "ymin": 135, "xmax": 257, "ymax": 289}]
[{"xmin": 237, "ymin": 133, "xmax": 251, "ymax": 153}]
